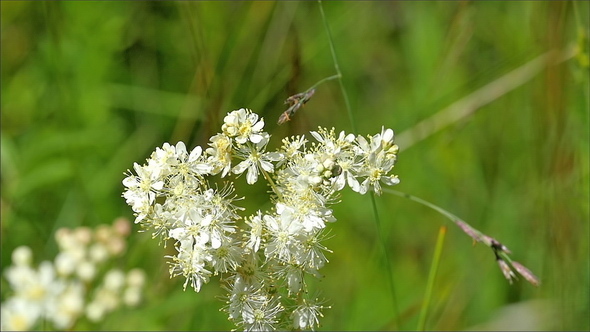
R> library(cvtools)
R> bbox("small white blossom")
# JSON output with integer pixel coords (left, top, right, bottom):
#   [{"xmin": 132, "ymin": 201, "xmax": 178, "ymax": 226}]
[
  {"xmin": 11, "ymin": 246, "xmax": 33, "ymax": 266},
  {"xmin": 239, "ymin": 295, "xmax": 283, "ymax": 332},
  {"xmin": 206, "ymin": 133, "xmax": 234, "ymax": 177},
  {"xmin": 291, "ymin": 299, "xmax": 325, "ymax": 331},
  {"xmin": 210, "ymin": 239, "xmax": 243, "ymax": 274},
  {"xmin": 168, "ymin": 228, "xmax": 212, "ymax": 292},
  {"xmin": 354, "ymin": 127, "xmax": 400, "ymax": 195},
  {"xmin": 245, "ymin": 211, "xmax": 265, "ymax": 252},
  {"xmin": 232, "ymin": 139, "xmax": 283, "ymax": 185},
  {"xmin": 123, "ymin": 287, "xmax": 142, "ymax": 307},
  {"xmin": 76, "ymin": 261, "xmax": 97, "ymax": 282},
  {"xmin": 1, "ymin": 297, "xmax": 40, "ymax": 331},
  {"xmin": 126, "ymin": 268, "xmax": 146, "ymax": 288},
  {"xmin": 222, "ymin": 108, "xmax": 266, "ymax": 144},
  {"xmin": 104, "ymin": 269, "xmax": 126, "ymax": 291},
  {"xmin": 48, "ymin": 282, "xmax": 84, "ymax": 330}
]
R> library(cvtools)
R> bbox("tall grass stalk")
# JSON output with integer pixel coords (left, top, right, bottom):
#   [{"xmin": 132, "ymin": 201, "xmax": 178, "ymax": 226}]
[
  {"xmin": 317, "ymin": 0, "xmax": 355, "ymax": 134},
  {"xmin": 417, "ymin": 226, "xmax": 447, "ymax": 331},
  {"xmin": 318, "ymin": 1, "xmax": 401, "ymax": 329},
  {"xmin": 383, "ymin": 188, "xmax": 540, "ymax": 287}
]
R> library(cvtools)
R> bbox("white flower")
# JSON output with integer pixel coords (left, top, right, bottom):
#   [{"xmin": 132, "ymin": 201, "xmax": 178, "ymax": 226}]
[
  {"xmin": 122, "ymin": 162, "xmax": 164, "ymax": 223},
  {"xmin": 126, "ymin": 268, "xmax": 146, "ymax": 288},
  {"xmin": 294, "ymin": 229, "xmax": 332, "ymax": 270},
  {"xmin": 298, "ymin": 204, "xmax": 334, "ymax": 232},
  {"xmin": 85, "ymin": 300, "xmax": 106, "ymax": 322},
  {"xmin": 75, "ymin": 260, "xmax": 97, "ymax": 282},
  {"xmin": 354, "ymin": 127, "xmax": 400, "ymax": 195},
  {"xmin": 11, "ymin": 246, "xmax": 33, "ymax": 266},
  {"xmin": 168, "ymin": 228, "xmax": 212, "ymax": 292},
  {"xmin": 291, "ymin": 299, "xmax": 325, "ymax": 331},
  {"xmin": 279, "ymin": 152, "xmax": 324, "ymax": 192},
  {"xmin": 264, "ymin": 204, "xmax": 304, "ymax": 262},
  {"xmin": 48, "ymin": 282, "xmax": 84, "ymax": 330},
  {"xmin": 55, "ymin": 252, "xmax": 77, "ymax": 277},
  {"xmin": 222, "ymin": 108, "xmax": 266, "ymax": 144},
  {"xmin": 280, "ymin": 135, "xmax": 307, "ymax": 161},
  {"xmin": 331, "ymin": 157, "xmax": 362, "ymax": 192},
  {"xmin": 245, "ymin": 212, "xmax": 264, "ymax": 252},
  {"xmin": 174, "ymin": 142, "xmax": 213, "ymax": 179},
  {"xmin": 226, "ymin": 277, "xmax": 271, "ymax": 325},
  {"xmin": 210, "ymin": 239, "xmax": 243, "ymax": 274},
  {"xmin": 88, "ymin": 243, "xmax": 109, "ymax": 264},
  {"xmin": 226, "ymin": 277, "xmax": 258, "ymax": 321},
  {"xmin": 104, "ymin": 269, "xmax": 126, "ymax": 291},
  {"xmin": 89, "ymin": 287, "xmax": 119, "ymax": 314},
  {"xmin": 206, "ymin": 133, "xmax": 233, "ymax": 177},
  {"xmin": 123, "ymin": 287, "xmax": 142, "ymax": 307},
  {"xmin": 5, "ymin": 261, "xmax": 63, "ymax": 309},
  {"xmin": 232, "ymin": 140, "xmax": 282, "ymax": 185},
  {"xmin": 1, "ymin": 297, "xmax": 41, "ymax": 331},
  {"xmin": 358, "ymin": 151, "xmax": 400, "ymax": 195},
  {"xmin": 275, "ymin": 263, "xmax": 305, "ymax": 295},
  {"xmin": 240, "ymin": 295, "xmax": 283, "ymax": 331}
]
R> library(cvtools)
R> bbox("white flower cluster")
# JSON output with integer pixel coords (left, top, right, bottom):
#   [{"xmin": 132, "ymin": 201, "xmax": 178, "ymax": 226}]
[
  {"xmin": 122, "ymin": 108, "xmax": 399, "ymax": 331},
  {"xmin": 1, "ymin": 218, "xmax": 146, "ymax": 331}
]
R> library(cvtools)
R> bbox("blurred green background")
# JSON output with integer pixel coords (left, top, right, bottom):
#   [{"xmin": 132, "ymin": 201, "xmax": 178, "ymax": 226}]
[{"xmin": 2, "ymin": 1, "xmax": 589, "ymax": 330}]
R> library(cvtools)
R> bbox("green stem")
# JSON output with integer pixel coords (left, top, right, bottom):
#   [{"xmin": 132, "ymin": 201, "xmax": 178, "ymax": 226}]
[
  {"xmin": 383, "ymin": 188, "xmax": 541, "ymax": 287},
  {"xmin": 383, "ymin": 189, "xmax": 487, "ymax": 246},
  {"xmin": 383, "ymin": 189, "xmax": 462, "ymax": 225},
  {"xmin": 370, "ymin": 192, "xmax": 402, "ymax": 330},
  {"xmin": 318, "ymin": 0, "xmax": 356, "ymax": 133},
  {"xmin": 260, "ymin": 166, "xmax": 283, "ymax": 202},
  {"xmin": 318, "ymin": 1, "xmax": 400, "ymax": 328},
  {"xmin": 307, "ymin": 74, "xmax": 341, "ymax": 92},
  {"xmin": 417, "ymin": 226, "xmax": 447, "ymax": 331}
]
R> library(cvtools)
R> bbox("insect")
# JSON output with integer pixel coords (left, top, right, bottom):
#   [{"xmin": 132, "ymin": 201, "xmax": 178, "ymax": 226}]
[{"xmin": 277, "ymin": 88, "xmax": 316, "ymax": 125}]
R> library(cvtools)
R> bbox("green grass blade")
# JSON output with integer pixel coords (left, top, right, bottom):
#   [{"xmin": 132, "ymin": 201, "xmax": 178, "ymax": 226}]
[
  {"xmin": 417, "ymin": 226, "xmax": 447, "ymax": 331},
  {"xmin": 317, "ymin": 0, "xmax": 356, "ymax": 134}
]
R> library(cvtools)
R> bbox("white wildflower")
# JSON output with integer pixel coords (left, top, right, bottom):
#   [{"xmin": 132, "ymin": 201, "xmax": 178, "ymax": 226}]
[
  {"xmin": 291, "ymin": 299, "xmax": 326, "ymax": 331},
  {"xmin": 232, "ymin": 139, "xmax": 283, "ymax": 185},
  {"xmin": 222, "ymin": 108, "xmax": 266, "ymax": 144},
  {"xmin": 121, "ymin": 108, "xmax": 400, "ymax": 331}
]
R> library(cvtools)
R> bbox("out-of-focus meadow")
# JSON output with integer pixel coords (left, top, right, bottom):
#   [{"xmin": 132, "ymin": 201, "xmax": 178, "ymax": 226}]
[{"xmin": 1, "ymin": 1, "xmax": 588, "ymax": 330}]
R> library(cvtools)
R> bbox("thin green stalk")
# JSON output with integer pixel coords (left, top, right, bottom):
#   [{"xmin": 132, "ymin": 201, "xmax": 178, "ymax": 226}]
[
  {"xmin": 318, "ymin": 0, "xmax": 400, "ymax": 328},
  {"xmin": 417, "ymin": 226, "xmax": 447, "ymax": 331},
  {"xmin": 383, "ymin": 189, "xmax": 461, "ymax": 225},
  {"xmin": 318, "ymin": 0, "xmax": 356, "ymax": 134},
  {"xmin": 308, "ymin": 74, "xmax": 341, "ymax": 92},
  {"xmin": 383, "ymin": 188, "xmax": 541, "ymax": 287},
  {"xmin": 370, "ymin": 192, "xmax": 402, "ymax": 330}
]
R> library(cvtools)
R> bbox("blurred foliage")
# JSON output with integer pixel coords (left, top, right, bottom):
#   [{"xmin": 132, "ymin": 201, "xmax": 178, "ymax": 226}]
[{"xmin": 1, "ymin": 1, "xmax": 588, "ymax": 330}]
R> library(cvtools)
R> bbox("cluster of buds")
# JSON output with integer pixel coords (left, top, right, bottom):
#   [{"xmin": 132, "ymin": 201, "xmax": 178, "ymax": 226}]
[
  {"xmin": 1, "ymin": 218, "xmax": 146, "ymax": 331},
  {"xmin": 122, "ymin": 108, "xmax": 400, "ymax": 330}
]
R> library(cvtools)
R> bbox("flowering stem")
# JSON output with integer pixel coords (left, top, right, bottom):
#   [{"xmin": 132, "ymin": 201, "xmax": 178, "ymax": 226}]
[
  {"xmin": 417, "ymin": 226, "xmax": 447, "ymax": 331},
  {"xmin": 260, "ymin": 167, "xmax": 283, "ymax": 202}
]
